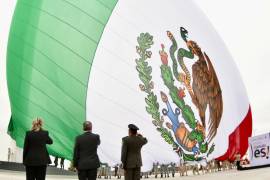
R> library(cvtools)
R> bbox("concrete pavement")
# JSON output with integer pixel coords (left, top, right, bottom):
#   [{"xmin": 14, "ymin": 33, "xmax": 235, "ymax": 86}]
[{"xmin": 0, "ymin": 168, "xmax": 270, "ymax": 180}]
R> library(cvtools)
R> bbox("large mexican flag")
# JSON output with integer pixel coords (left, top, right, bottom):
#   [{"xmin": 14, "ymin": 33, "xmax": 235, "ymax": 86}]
[{"xmin": 7, "ymin": 0, "xmax": 252, "ymax": 170}]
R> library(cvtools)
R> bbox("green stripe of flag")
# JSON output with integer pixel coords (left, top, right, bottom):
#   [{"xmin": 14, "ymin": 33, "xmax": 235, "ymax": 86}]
[{"xmin": 7, "ymin": 0, "xmax": 118, "ymax": 160}]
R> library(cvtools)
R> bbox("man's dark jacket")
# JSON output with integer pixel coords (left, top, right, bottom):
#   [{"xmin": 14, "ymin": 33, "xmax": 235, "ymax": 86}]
[
  {"xmin": 121, "ymin": 135, "xmax": 147, "ymax": 169},
  {"xmin": 73, "ymin": 132, "xmax": 100, "ymax": 170},
  {"xmin": 23, "ymin": 130, "xmax": 53, "ymax": 166}
]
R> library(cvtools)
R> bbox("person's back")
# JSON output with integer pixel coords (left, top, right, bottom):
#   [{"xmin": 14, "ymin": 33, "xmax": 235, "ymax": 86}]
[
  {"xmin": 74, "ymin": 132, "xmax": 100, "ymax": 169},
  {"xmin": 60, "ymin": 158, "xmax": 65, "ymax": 169},
  {"xmin": 23, "ymin": 118, "xmax": 53, "ymax": 180},
  {"xmin": 114, "ymin": 165, "xmax": 118, "ymax": 177},
  {"xmin": 121, "ymin": 124, "xmax": 147, "ymax": 180},
  {"xmin": 54, "ymin": 156, "xmax": 59, "ymax": 167},
  {"xmin": 24, "ymin": 130, "xmax": 52, "ymax": 166},
  {"xmin": 73, "ymin": 121, "xmax": 100, "ymax": 180},
  {"xmin": 122, "ymin": 135, "xmax": 146, "ymax": 168}
]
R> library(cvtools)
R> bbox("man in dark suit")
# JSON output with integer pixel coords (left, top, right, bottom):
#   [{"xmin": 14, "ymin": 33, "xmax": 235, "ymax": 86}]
[
  {"xmin": 121, "ymin": 124, "xmax": 148, "ymax": 180},
  {"xmin": 23, "ymin": 119, "xmax": 53, "ymax": 180},
  {"xmin": 73, "ymin": 121, "xmax": 100, "ymax": 180}
]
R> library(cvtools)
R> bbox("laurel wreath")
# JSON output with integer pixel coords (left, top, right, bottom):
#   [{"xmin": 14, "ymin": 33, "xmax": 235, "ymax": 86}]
[{"xmin": 135, "ymin": 33, "xmax": 179, "ymax": 149}]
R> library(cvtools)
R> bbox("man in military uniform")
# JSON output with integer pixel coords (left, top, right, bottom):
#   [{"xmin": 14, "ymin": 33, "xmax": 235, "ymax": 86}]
[
  {"xmin": 164, "ymin": 164, "xmax": 169, "ymax": 178},
  {"xmin": 153, "ymin": 162, "xmax": 159, "ymax": 178},
  {"xmin": 160, "ymin": 164, "xmax": 165, "ymax": 178},
  {"xmin": 121, "ymin": 124, "xmax": 148, "ymax": 180},
  {"xmin": 170, "ymin": 163, "xmax": 176, "ymax": 177}
]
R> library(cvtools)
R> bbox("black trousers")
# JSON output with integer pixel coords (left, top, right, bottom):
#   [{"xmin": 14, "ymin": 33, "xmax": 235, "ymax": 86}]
[
  {"xmin": 236, "ymin": 161, "xmax": 243, "ymax": 170},
  {"xmin": 78, "ymin": 168, "xmax": 98, "ymax": 180},
  {"xmin": 125, "ymin": 167, "xmax": 141, "ymax": 180},
  {"xmin": 26, "ymin": 166, "xmax": 47, "ymax": 180}
]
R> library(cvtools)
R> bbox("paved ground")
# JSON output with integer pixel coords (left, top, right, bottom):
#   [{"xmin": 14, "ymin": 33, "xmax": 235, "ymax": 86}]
[{"xmin": 1, "ymin": 168, "xmax": 270, "ymax": 180}]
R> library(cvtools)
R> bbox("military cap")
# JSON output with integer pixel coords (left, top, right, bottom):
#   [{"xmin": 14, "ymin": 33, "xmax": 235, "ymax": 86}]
[{"xmin": 128, "ymin": 124, "xmax": 139, "ymax": 130}]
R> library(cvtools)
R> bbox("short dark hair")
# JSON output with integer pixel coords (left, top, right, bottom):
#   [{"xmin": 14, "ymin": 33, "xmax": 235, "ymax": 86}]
[
  {"xmin": 129, "ymin": 128, "xmax": 137, "ymax": 135},
  {"xmin": 83, "ymin": 121, "xmax": 92, "ymax": 131}
]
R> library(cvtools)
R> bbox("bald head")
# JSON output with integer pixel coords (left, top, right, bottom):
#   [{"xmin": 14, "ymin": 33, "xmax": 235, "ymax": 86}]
[{"xmin": 83, "ymin": 121, "xmax": 92, "ymax": 131}]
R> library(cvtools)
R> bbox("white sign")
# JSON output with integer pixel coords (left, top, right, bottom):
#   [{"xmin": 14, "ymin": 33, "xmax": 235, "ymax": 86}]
[{"xmin": 249, "ymin": 133, "xmax": 270, "ymax": 166}]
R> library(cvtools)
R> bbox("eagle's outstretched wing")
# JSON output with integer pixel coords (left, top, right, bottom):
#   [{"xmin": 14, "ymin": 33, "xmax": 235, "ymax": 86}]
[
  {"xmin": 204, "ymin": 52, "xmax": 223, "ymax": 142},
  {"xmin": 192, "ymin": 52, "xmax": 223, "ymax": 142},
  {"xmin": 192, "ymin": 59, "xmax": 208, "ymax": 128}
]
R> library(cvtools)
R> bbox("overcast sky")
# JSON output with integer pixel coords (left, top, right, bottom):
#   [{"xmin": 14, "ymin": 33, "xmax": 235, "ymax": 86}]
[{"xmin": 0, "ymin": 0, "xmax": 270, "ymax": 161}]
